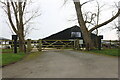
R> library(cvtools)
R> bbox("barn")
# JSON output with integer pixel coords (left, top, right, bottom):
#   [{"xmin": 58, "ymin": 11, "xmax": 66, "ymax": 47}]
[{"xmin": 43, "ymin": 25, "xmax": 103, "ymax": 49}]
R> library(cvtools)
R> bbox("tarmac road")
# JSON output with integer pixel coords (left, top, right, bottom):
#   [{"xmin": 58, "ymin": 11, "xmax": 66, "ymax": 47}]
[{"xmin": 2, "ymin": 49, "xmax": 118, "ymax": 78}]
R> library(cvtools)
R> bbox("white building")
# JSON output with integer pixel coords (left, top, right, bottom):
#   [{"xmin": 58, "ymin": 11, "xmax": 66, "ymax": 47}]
[{"xmin": 0, "ymin": 37, "xmax": 10, "ymax": 49}]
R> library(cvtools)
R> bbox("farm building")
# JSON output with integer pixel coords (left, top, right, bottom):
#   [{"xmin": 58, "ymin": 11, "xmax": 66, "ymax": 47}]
[
  {"xmin": 0, "ymin": 37, "xmax": 11, "ymax": 49},
  {"xmin": 43, "ymin": 25, "xmax": 103, "ymax": 48}
]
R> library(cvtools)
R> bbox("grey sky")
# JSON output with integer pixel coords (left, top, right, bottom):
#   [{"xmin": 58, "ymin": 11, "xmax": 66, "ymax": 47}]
[{"xmin": 0, "ymin": 0, "xmax": 119, "ymax": 40}]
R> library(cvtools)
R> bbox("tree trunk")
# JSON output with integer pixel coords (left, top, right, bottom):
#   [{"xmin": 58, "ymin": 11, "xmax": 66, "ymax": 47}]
[
  {"xmin": 74, "ymin": 1, "xmax": 95, "ymax": 50},
  {"xmin": 82, "ymin": 29, "xmax": 95, "ymax": 50},
  {"xmin": 18, "ymin": 29, "xmax": 25, "ymax": 52},
  {"xmin": 18, "ymin": 2, "xmax": 25, "ymax": 52},
  {"xmin": 19, "ymin": 36, "xmax": 25, "ymax": 52}
]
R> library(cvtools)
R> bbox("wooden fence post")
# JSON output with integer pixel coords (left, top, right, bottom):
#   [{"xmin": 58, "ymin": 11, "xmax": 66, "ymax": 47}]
[
  {"xmin": 27, "ymin": 39, "xmax": 31, "ymax": 53},
  {"xmin": 11, "ymin": 40, "xmax": 14, "ymax": 51},
  {"xmin": 76, "ymin": 39, "xmax": 80, "ymax": 50},
  {"xmin": 74, "ymin": 39, "xmax": 76, "ymax": 50},
  {"xmin": 74, "ymin": 39, "xmax": 80, "ymax": 50},
  {"xmin": 110, "ymin": 40, "xmax": 111, "ymax": 48},
  {"xmin": 38, "ymin": 39, "xmax": 42, "ymax": 51}
]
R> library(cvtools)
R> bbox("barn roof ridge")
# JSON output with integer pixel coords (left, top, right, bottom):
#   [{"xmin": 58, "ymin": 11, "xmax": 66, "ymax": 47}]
[
  {"xmin": 0, "ymin": 37, "xmax": 10, "ymax": 40},
  {"xmin": 43, "ymin": 25, "xmax": 80, "ymax": 39},
  {"xmin": 42, "ymin": 25, "xmax": 99, "ymax": 40}
]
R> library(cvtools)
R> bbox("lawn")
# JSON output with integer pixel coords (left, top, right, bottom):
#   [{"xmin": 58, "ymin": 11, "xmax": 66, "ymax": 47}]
[
  {"xmin": 2, "ymin": 49, "xmax": 13, "ymax": 53},
  {"xmin": 84, "ymin": 48, "xmax": 119, "ymax": 57},
  {"xmin": 0, "ymin": 52, "xmax": 25, "ymax": 66}
]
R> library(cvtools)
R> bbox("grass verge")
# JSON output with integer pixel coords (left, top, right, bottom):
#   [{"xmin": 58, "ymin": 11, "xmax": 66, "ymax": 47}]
[
  {"xmin": 81, "ymin": 48, "xmax": 119, "ymax": 57},
  {"xmin": 0, "ymin": 53, "xmax": 25, "ymax": 67},
  {"xmin": 2, "ymin": 49, "xmax": 13, "ymax": 53}
]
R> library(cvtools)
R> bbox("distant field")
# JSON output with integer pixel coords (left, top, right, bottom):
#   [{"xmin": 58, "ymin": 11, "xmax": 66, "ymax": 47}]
[{"xmin": 83, "ymin": 48, "xmax": 119, "ymax": 57}]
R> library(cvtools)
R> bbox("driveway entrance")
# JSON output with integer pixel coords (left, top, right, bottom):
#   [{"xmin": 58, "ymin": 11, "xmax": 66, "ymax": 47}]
[{"xmin": 2, "ymin": 49, "xmax": 118, "ymax": 78}]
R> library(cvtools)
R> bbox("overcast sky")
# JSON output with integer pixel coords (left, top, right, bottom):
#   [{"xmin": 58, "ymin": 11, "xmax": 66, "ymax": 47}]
[{"xmin": 0, "ymin": 0, "xmax": 119, "ymax": 40}]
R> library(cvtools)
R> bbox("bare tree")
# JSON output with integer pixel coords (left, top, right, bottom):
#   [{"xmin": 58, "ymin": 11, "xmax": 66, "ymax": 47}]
[
  {"xmin": 65, "ymin": 0, "xmax": 120, "ymax": 50},
  {"xmin": 111, "ymin": 20, "xmax": 120, "ymax": 40},
  {"xmin": 0, "ymin": 0, "xmax": 41, "ymax": 52}
]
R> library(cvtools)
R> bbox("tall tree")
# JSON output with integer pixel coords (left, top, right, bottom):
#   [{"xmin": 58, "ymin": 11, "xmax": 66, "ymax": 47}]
[
  {"xmin": 71, "ymin": 0, "xmax": 120, "ymax": 50},
  {"xmin": 1, "ymin": 0, "xmax": 40, "ymax": 52}
]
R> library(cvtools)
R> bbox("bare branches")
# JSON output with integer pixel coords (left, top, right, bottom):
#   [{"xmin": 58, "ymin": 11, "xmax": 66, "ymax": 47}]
[
  {"xmin": 0, "ymin": 1, "xmax": 6, "ymax": 5},
  {"xmin": 96, "ymin": 1, "xmax": 100, "ymax": 25},
  {"xmin": 1, "ymin": 6, "xmax": 7, "ymax": 14},
  {"xmin": 23, "ymin": 0, "xmax": 27, "ymax": 12},
  {"xmin": 96, "ymin": 1, "xmax": 105, "ymax": 25},
  {"xmin": 1, "ymin": 0, "xmax": 41, "ymax": 37},
  {"xmin": 83, "ymin": 1, "xmax": 105, "ymax": 28},
  {"xmin": 89, "ymin": 9, "xmax": 120, "ymax": 33},
  {"xmin": 0, "ymin": 1, "xmax": 7, "ymax": 14},
  {"xmin": 68, "ymin": 18, "xmax": 77, "ymax": 22},
  {"xmin": 1, "ymin": 0, "xmax": 40, "ymax": 52},
  {"xmin": 63, "ymin": 0, "xmax": 68, "ymax": 5},
  {"xmin": 112, "ymin": 21, "xmax": 120, "ymax": 32},
  {"xmin": 24, "ymin": 25, "xmax": 30, "ymax": 37},
  {"xmin": 81, "ymin": 0, "xmax": 94, "ymax": 6},
  {"xmin": 84, "ymin": 12, "xmax": 96, "ymax": 24},
  {"xmin": 23, "ymin": 11, "xmax": 41, "ymax": 26},
  {"xmin": 5, "ymin": 21, "xmax": 14, "ymax": 34}
]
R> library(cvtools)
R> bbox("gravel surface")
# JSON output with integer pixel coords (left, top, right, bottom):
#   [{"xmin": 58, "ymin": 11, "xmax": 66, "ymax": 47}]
[{"xmin": 2, "ymin": 49, "xmax": 118, "ymax": 78}]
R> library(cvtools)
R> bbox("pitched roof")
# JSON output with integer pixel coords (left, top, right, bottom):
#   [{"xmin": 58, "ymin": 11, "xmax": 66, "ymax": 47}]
[
  {"xmin": 0, "ymin": 37, "xmax": 10, "ymax": 40},
  {"xmin": 43, "ymin": 25, "xmax": 83, "ymax": 40},
  {"xmin": 43, "ymin": 25, "xmax": 99, "ymax": 40}
]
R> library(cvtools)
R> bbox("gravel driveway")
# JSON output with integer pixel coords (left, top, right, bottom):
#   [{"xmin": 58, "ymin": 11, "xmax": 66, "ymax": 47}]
[{"xmin": 2, "ymin": 49, "xmax": 118, "ymax": 78}]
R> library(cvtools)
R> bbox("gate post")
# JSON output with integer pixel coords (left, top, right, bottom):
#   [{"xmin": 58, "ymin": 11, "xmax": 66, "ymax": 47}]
[
  {"xmin": 11, "ymin": 40, "xmax": 14, "ymax": 52},
  {"xmin": 38, "ymin": 39, "xmax": 42, "ymax": 51},
  {"xmin": 27, "ymin": 39, "xmax": 31, "ymax": 53},
  {"xmin": 73, "ymin": 40, "xmax": 76, "ymax": 50},
  {"xmin": 74, "ymin": 39, "xmax": 77, "ymax": 50},
  {"xmin": 76, "ymin": 39, "xmax": 80, "ymax": 50},
  {"xmin": 74, "ymin": 39, "xmax": 80, "ymax": 50},
  {"xmin": 12, "ymin": 35, "xmax": 18, "ymax": 53}
]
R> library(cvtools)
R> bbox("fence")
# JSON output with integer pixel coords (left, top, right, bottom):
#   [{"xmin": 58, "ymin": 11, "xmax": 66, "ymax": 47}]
[
  {"xmin": 0, "ymin": 39, "xmax": 81, "ymax": 53},
  {"xmin": 102, "ymin": 40, "xmax": 120, "ymax": 48},
  {"xmin": 1, "ymin": 39, "xmax": 118, "ymax": 53},
  {"xmin": 27, "ymin": 39, "xmax": 80, "ymax": 52}
]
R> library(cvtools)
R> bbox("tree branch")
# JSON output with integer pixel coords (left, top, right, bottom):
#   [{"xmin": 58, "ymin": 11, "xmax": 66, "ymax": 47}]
[
  {"xmin": 81, "ymin": 0, "xmax": 94, "ymax": 6},
  {"xmin": 0, "ymin": 1, "xmax": 6, "ymax": 5},
  {"xmin": 11, "ymin": 1, "xmax": 19, "ymax": 29},
  {"xmin": 23, "ymin": 0, "xmax": 27, "ymax": 12},
  {"xmin": 89, "ymin": 9, "xmax": 120, "ymax": 33},
  {"xmin": 23, "ymin": 11, "xmax": 41, "ymax": 26},
  {"xmin": 5, "ymin": 21, "xmax": 14, "ymax": 34},
  {"xmin": 7, "ymin": 2, "xmax": 18, "ymax": 34},
  {"xmin": 85, "ymin": 13, "xmax": 96, "ymax": 24}
]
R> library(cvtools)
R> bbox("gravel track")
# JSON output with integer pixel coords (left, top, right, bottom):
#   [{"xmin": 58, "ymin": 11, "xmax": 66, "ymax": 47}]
[{"xmin": 2, "ymin": 49, "xmax": 118, "ymax": 78}]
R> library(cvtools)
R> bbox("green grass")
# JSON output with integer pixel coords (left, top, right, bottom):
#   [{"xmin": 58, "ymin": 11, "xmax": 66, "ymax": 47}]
[
  {"xmin": 2, "ymin": 49, "xmax": 13, "ymax": 53},
  {"xmin": 84, "ymin": 48, "xmax": 119, "ymax": 57},
  {"xmin": 0, "ymin": 53, "xmax": 25, "ymax": 66}
]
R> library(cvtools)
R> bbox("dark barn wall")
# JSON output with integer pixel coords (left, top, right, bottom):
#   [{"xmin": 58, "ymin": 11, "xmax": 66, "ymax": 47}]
[
  {"xmin": 43, "ymin": 25, "xmax": 101, "ymax": 48},
  {"xmin": 43, "ymin": 25, "xmax": 84, "ymax": 40}
]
